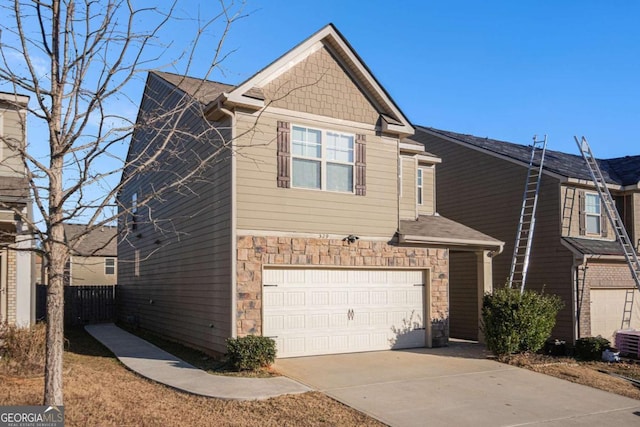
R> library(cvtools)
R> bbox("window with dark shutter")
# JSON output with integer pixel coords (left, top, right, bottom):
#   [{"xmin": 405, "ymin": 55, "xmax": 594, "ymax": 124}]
[
  {"xmin": 355, "ymin": 134, "xmax": 366, "ymax": 196},
  {"xmin": 277, "ymin": 121, "xmax": 291, "ymax": 188},
  {"xmin": 578, "ymin": 190, "xmax": 586, "ymax": 236}
]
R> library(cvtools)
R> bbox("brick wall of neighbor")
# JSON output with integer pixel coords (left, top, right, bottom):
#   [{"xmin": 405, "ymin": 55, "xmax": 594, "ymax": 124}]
[
  {"xmin": 7, "ymin": 249, "xmax": 17, "ymax": 323},
  {"xmin": 236, "ymin": 236, "xmax": 450, "ymax": 346},
  {"xmin": 578, "ymin": 261, "xmax": 637, "ymax": 337}
]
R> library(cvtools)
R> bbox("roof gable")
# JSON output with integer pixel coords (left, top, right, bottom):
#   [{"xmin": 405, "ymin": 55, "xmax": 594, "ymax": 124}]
[
  {"xmin": 212, "ymin": 24, "xmax": 414, "ymax": 137},
  {"xmin": 262, "ymin": 45, "xmax": 379, "ymax": 124}
]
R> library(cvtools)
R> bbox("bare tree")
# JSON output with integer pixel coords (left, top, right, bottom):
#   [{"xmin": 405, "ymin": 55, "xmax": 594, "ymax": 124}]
[{"xmin": 0, "ymin": 0, "xmax": 246, "ymax": 405}]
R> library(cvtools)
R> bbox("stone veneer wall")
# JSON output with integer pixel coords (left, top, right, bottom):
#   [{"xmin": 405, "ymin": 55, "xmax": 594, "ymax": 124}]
[{"xmin": 236, "ymin": 236, "xmax": 450, "ymax": 347}]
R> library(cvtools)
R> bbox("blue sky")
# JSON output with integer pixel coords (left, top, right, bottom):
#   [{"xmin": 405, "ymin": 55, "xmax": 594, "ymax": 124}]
[{"xmin": 193, "ymin": 0, "xmax": 640, "ymax": 158}]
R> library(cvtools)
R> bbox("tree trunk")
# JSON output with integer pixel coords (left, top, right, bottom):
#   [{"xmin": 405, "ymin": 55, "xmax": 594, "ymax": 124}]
[{"xmin": 44, "ymin": 243, "xmax": 65, "ymax": 405}]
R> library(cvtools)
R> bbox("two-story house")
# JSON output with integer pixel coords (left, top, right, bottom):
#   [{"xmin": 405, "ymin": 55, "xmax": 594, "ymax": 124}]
[
  {"xmin": 62, "ymin": 224, "xmax": 117, "ymax": 286},
  {"xmin": 117, "ymin": 25, "xmax": 503, "ymax": 357},
  {"xmin": 411, "ymin": 127, "xmax": 640, "ymax": 343},
  {"xmin": 0, "ymin": 91, "xmax": 34, "ymax": 326}
]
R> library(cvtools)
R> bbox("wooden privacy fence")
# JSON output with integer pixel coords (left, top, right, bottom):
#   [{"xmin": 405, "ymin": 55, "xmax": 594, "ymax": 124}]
[{"xmin": 36, "ymin": 284, "xmax": 117, "ymax": 326}]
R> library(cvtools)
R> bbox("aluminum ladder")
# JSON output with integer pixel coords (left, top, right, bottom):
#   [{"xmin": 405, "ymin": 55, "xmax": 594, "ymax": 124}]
[
  {"xmin": 575, "ymin": 136, "xmax": 640, "ymax": 328},
  {"xmin": 508, "ymin": 135, "xmax": 548, "ymax": 293}
]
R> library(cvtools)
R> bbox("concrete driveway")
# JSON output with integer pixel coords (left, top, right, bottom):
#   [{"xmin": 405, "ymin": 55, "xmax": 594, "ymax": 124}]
[{"xmin": 275, "ymin": 342, "xmax": 640, "ymax": 427}]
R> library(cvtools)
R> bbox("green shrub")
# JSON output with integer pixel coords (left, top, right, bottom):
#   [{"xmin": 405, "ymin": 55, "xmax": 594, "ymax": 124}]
[
  {"xmin": 481, "ymin": 287, "xmax": 564, "ymax": 356},
  {"xmin": 574, "ymin": 336, "xmax": 610, "ymax": 361},
  {"xmin": 226, "ymin": 335, "xmax": 276, "ymax": 371}
]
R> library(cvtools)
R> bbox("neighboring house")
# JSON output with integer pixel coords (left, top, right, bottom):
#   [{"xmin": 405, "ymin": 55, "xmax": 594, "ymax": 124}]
[
  {"xmin": 117, "ymin": 24, "xmax": 503, "ymax": 357},
  {"xmin": 62, "ymin": 224, "xmax": 117, "ymax": 286},
  {"xmin": 410, "ymin": 126, "xmax": 640, "ymax": 343},
  {"xmin": 0, "ymin": 91, "xmax": 34, "ymax": 326}
]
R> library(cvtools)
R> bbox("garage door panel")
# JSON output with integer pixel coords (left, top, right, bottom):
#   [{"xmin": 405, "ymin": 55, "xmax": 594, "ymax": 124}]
[{"xmin": 264, "ymin": 268, "xmax": 426, "ymax": 358}]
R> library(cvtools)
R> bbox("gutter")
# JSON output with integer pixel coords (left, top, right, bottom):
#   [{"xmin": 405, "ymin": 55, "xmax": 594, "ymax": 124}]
[{"xmin": 398, "ymin": 234, "xmax": 505, "ymax": 254}]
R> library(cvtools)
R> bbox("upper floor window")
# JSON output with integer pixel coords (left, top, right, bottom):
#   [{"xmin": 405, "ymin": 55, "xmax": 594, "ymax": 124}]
[
  {"xmin": 291, "ymin": 125, "xmax": 354, "ymax": 192},
  {"xmin": 105, "ymin": 258, "xmax": 116, "ymax": 275},
  {"xmin": 134, "ymin": 250, "xmax": 140, "ymax": 277},
  {"xmin": 585, "ymin": 193, "xmax": 601, "ymax": 234},
  {"xmin": 417, "ymin": 168, "xmax": 423, "ymax": 205},
  {"xmin": 131, "ymin": 192, "xmax": 138, "ymax": 231}
]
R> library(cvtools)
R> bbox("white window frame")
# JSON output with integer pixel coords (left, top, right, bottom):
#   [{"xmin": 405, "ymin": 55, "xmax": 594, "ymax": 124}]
[
  {"xmin": 134, "ymin": 250, "xmax": 140, "ymax": 277},
  {"xmin": 585, "ymin": 192, "xmax": 601, "ymax": 235},
  {"xmin": 417, "ymin": 168, "xmax": 424, "ymax": 205},
  {"xmin": 105, "ymin": 258, "xmax": 116, "ymax": 275},
  {"xmin": 290, "ymin": 125, "xmax": 355, "ymax": 193}
]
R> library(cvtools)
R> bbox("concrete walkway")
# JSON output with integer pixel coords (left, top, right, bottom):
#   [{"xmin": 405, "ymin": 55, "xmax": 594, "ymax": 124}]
[{"xmin": 85, "ymin": 323, "xmax": 310, "ymax": 400}]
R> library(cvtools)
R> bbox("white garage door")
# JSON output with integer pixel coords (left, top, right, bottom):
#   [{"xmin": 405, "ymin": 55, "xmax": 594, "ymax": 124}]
[
  {"xmin": 591, "ymin": 288, "xmax": 640, "ymax": 342},
  {"xmin": 263, "ymin": 268, "xmax": 426, "ymax": 358}
]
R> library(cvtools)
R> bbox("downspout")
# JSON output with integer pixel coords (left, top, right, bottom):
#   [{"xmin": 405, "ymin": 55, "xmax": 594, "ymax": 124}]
[
  {"xmin": 397, "ymin": 140, "xmax": 401, "ymax": 233},
  {"xmin": 217, "ymin": 104, "xmax": 237, "ymax": 338},
  {"xmin": 571, "ymin": 254, "xmax": 587, "ymax": 341}
]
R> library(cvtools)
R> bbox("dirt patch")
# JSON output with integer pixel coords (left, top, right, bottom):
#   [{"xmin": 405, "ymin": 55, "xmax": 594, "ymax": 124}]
[
  {"xmin": 502, "ymin": 353, "xmax": 640, "ymax": 400},
  {"xmin": 0, "ymin": 327, "xmax": 382, "ymax": 426}
]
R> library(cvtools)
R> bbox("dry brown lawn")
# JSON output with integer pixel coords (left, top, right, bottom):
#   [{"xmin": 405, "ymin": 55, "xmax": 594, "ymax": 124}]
[
  {"xmin": 503, "ymin": 353, "xmax": 640, "ymax": 400},
  {"xmin": 0, "ymin": 328, "xmax": 383, "ymax": 426}
]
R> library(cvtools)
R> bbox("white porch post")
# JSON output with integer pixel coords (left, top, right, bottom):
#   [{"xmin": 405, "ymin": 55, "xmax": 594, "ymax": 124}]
[{"xmin": 477, "ymin": 250, "xmax": 493, "ymax": 343}]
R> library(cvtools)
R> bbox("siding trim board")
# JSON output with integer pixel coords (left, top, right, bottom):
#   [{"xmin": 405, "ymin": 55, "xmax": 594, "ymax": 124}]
[{"xmin": 355, "ymin": 134, "xmax": 366, "ymax": 196}]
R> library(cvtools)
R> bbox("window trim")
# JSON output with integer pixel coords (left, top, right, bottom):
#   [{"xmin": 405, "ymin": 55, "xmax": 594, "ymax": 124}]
[
  {"xmin": 290, "ymin": 124, "xmax": 355, "ymax": 194},
  {"xmin": 105, "ymin": 257, "xmax": 116, "ymax": 275},
  {"xmin": 584, "ymin": 192, "xmax": 601, "ymax": 235},
  {"xmin": 134, "ymin": 250, "xmax": 140, "ymax": 277},
  {"xmin": 417, "ymin": 168, "xmax": 424, "ymax": 206}
]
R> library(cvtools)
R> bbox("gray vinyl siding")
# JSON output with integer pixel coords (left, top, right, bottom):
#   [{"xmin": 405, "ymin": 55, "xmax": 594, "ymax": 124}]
[
  {"xmin": 0, "ymin": 108, "xmax": 25, "ymax": 177},
  {"xmin": 118, "ymin": 73, "xmax": 233, "ymax": 354},
  {"xmin": 413, "ymin": 130, "xmax": 576, "ymax": 341},
  {"xmin": 449, "ymin": 251, "xmax": 479, "ymax": 340},
  {"xmin": 235, "ymin": 111, "xmax": 399, "ymax": 237}
]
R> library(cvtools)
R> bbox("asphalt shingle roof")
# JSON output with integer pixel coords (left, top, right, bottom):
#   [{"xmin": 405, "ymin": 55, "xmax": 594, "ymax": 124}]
[
  {"xmin": 152, "ymin": 71, "xmax": 234, "ymax": 105},
  {"xmin": 62, "ymin": 224, "xmax": 117, "ymax": 257},
  {"xmin": 562, "ymin": 237, "xmax": 627, "ymax": 256},
  {"xmin": 414, "ymin": 126, "xmax": 640, "ymax": 186},
  {"xmin": 399, "ymin": 215, "xmax": 503, "ymax": 246}
]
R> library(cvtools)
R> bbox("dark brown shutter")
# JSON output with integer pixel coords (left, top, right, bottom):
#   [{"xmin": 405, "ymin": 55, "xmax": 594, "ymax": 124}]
[
  {"xmin": 578, "ymin": 190, "xmax": 586, "ymax": 236},
  {"xmin": 355, "ymin": 134, "xmax": 366, "ymax": 196},
  {"xmin": 600, "ymin": 199, "xmax": 608, "ymax": 237},
  {"xmin": 277, "ymin": 121, "xmax": 290, "ymax": 188}
]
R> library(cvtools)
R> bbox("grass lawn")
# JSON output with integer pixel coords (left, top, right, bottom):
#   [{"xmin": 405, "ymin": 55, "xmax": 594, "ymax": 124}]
[
  {"xmin": 503, "ymin": 353, "xmax": 640, "ymax": 400},
  {"xmin": 0, "ymin": 327, "xmax": 383, "ymax": 426}
]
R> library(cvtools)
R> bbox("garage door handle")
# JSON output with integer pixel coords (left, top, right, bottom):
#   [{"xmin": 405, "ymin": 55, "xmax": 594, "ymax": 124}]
[{"xmin": 347, "ymin": 309, "xmax": 354, "ymax": 320}]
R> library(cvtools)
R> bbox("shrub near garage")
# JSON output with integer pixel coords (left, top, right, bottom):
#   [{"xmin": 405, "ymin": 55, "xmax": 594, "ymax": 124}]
[
  {"xmin": 481, "ymin": 287, "xmax": 564, "ymax": 356},
  {"xmin": 226, "ymin": 335, "xmax": 276, "ymax": 371},
  {"xmin": 574, "ymin": 336, "xmax": 611, "ymax": 361}
]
